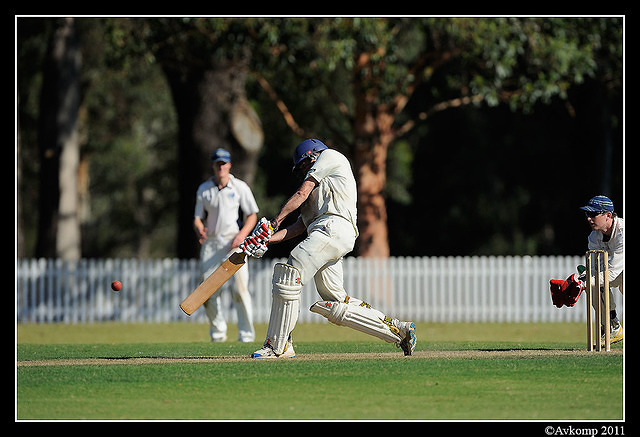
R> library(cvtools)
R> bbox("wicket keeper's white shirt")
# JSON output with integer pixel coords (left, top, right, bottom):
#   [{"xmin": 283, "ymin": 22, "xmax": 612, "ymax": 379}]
[
  {"xmin": 194, "ymin": 174, "xmax": 259, "ymax": 244},
  {"xmin": 587, "ymin": 216, "xmax": 624, "ymax": 282},
  {"xmin": 300, "ymin": 149, "xmax": 359, "ymax": 238}
]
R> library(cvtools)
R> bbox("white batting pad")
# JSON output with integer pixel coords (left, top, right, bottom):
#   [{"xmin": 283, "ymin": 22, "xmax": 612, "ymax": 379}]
[
  {"xmin": 310, "ymin": 299, "xmax": 402, "ymax": 344},
  {"xmin": 266, "ymin": 263, "xmax": 302, "ymax": 354}
]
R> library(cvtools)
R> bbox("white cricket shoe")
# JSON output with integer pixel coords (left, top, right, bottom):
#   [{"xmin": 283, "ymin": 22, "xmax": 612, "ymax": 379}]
[
  {"xmin": 209, "ymin": 327, "xmax": 227, "ymax": 343},
  {"xmin": 395, "ymin": 321, "xmax": 417, "ymax": 356},
  {"xmin": 250, "ymin": 338, "xmax": 296, "ymax": 359},
  {"xmin": 597, "ymin": 320, "xmax": 623, "ymax": 347},
  {"xmin": 609, "ymin": 320, "xmax": 624, "ymax": 344}
]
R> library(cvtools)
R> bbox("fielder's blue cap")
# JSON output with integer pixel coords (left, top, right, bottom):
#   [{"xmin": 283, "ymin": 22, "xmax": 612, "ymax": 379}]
[
  {"xmin": 580, "ymin": 195, "xmax": 614, "ymax": 213},
  {"xmin": 211, "ymin": 148, "xmax": 231, "ymax": 163}
]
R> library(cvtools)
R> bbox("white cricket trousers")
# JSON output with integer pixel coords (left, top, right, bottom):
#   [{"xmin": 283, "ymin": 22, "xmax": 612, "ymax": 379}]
[
  {"xmin": 200, "ymin": 238, "xmax": 255, "ymax": 342},
  {"xmin": 265, "ymin": 215, "xmax": 392, "ymax": 353},
  {"xmin": 289, "ymin": 215, "xmax": 357, "ymax": 302},
  {"xmin": 595, "ymin": 271, "xmax": 623, "ymax": 325}
]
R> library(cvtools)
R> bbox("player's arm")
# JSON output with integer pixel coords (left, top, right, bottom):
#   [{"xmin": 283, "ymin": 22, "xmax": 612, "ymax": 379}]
[
  {"xmin": 232, "ymin": 213, "xmax": 258, "ymax": 248},
  {"xmin": 193, "ymin": 189, "xmax": 208, "ymax": 244},
  {"xmin": 193, "ymin": 217, "xmax": 207, "ymax": 245},
  {"xmin": 269, "ymin": 216, "xmax": 306, "ymax": 244},
  {"xmin": 272, "ymin": 177, "xmax": 318, "ymax": 230},
  {"xmin": 240, "ymin": 175, "xmax": 316, "ymax": 257}
]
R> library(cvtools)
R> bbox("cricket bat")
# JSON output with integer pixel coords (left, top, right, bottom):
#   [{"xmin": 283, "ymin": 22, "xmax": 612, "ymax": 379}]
[{"xmin": 180, "ymin": 250, "xmax": 247, "ymax": 315}]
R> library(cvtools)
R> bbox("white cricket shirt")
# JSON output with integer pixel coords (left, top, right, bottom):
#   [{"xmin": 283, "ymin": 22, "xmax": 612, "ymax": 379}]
[
  {"xmin": 587, "ymin": 216, "xmax": 624, "ymax": 282},
  {"xmin": 300, "ymin": 149, "xmax": 359, "ymax": 237},
  {"xmin": 194, "ymin": 174, "xmax": 259, "ymax": 244}
]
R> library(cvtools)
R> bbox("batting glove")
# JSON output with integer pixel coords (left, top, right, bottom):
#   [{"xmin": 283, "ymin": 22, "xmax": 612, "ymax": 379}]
[
  {"xmin": 252, "ymin": 218, "xmax": 276, "ymax": 243},
  {"xmin": 240, "ymin": 236, "xmax": 268, "ymax": 258}
]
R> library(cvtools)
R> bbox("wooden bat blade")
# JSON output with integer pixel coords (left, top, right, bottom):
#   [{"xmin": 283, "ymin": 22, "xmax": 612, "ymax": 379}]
[{"xmin": 180, "ymin": 251, "xmax": 246, "ymax": 315}]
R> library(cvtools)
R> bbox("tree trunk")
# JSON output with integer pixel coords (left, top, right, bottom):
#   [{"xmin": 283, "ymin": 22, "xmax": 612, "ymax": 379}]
[
  {"xmin": 162, "ymin": 60, "xmax": 261, "ymax": 259},
  {"xmin": 354, "ymin": 142, "xmax": 390, "ymax": 258},
  {"xmin": 35, "ymin": 17, "xmax": 82, "ymax": 260},
  {"xmin": 353, "ymin": 92, "xmax": 394, "ymax": 257}
]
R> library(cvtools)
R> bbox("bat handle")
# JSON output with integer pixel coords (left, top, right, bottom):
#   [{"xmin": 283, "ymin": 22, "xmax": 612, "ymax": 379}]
[{"xmin": 269, "ymin": 219, "xmax": 278, "ymax": 232}]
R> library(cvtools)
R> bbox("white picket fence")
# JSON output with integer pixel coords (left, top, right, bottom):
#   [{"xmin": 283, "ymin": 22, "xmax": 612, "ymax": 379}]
[{"xmin": 15, "ymin": 256, "xmax": 623, "ymax": 324}]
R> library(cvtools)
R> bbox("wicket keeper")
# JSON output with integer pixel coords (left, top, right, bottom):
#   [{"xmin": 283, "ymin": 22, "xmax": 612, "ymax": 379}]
[{"xmin": 580, "ymin": 195, "xmax": 624, "ymax": 344}]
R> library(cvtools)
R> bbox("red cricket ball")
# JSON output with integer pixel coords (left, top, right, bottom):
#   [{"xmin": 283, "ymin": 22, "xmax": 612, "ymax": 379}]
[{"xmin": 111, "ymin": 280, "xmax": 122, "ymax": 291}]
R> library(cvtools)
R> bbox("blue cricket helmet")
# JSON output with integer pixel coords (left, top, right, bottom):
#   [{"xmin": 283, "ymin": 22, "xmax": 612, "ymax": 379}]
[{"xmin": 293, "ymin": 139, "xmax": 328, "ymax": 166}]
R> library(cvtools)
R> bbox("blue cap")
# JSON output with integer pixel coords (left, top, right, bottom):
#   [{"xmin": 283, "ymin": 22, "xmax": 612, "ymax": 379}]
[
  {"xmin": 580, "ymin": 195, "xmax": 614, "ymax": 213},
  {"xmin": 211, "ymin": 148, "xmax": 231, "ymax": 163}
]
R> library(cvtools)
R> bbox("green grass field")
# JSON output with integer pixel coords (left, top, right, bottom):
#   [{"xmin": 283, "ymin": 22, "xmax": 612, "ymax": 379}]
[{"xmin": 16, "ymin": 322, "xmax": 624, "ymax": 422}]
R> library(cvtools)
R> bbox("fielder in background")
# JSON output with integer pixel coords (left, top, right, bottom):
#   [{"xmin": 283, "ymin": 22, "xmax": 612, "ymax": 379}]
[
  {"xmin": 240, "ymin": 139, "xmax": 416, "ymax": 359},
  {"xmin": 580, "ymin": 195, "xmax": 623, "ymax": 344},
  {"xmin": 193, "ymin": 148, "xmax": 259, "ymax": 343}
]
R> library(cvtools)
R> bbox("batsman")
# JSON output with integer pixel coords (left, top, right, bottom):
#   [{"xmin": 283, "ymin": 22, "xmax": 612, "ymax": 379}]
[{"xmin": 240, "ymin": 139, "xmax": 417, "ymax": 359}]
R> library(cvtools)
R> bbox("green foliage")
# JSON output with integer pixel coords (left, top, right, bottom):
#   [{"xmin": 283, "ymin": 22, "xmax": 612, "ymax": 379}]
[
  {"xmin": 385, "ymin": 140, "xmax": 413, "ymax": 205},
  {"xmin": 440, "ymin": 17, "xmax": 620, "ymax": 111},
  {"xmin": 80, "ymin": 20, "xmax": 179, "ymax": 257},
  {"xmin": 16, "ymin": 17, "xmax": 623, "ymax": 258}
]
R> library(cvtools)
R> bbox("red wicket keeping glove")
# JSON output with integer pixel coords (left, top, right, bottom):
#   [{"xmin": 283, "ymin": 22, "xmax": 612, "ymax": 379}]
[{"xmin": 550, "ymin": 274, "xmax": 585, "ymax": 308}]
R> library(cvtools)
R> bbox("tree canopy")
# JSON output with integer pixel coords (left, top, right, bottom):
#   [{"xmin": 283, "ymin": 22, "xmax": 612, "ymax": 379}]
[{"xmin": 17, "ymin": 17, "xmax": 623, "ymax": 259}]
